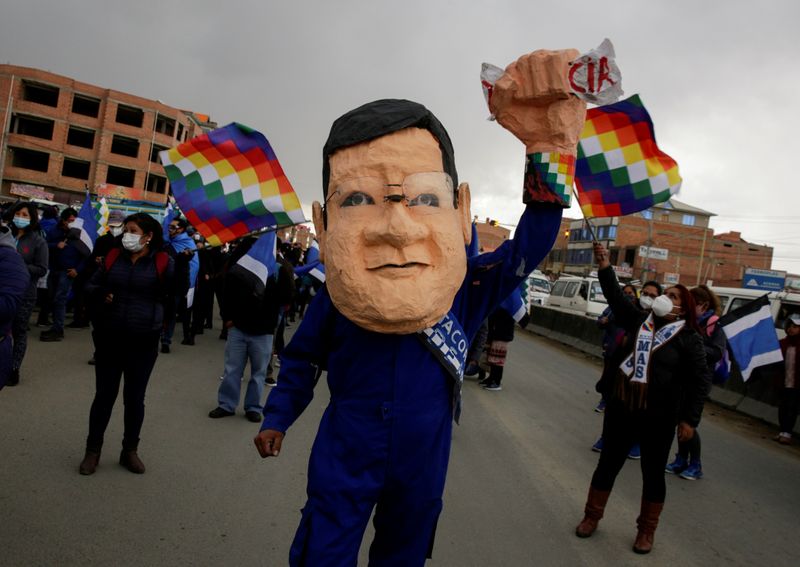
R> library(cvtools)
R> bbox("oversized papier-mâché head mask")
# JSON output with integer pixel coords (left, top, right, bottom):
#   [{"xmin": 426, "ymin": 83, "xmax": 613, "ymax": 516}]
[{"xmin": 312, "ymin": 99, "xmax": 472, "ymax": 334}]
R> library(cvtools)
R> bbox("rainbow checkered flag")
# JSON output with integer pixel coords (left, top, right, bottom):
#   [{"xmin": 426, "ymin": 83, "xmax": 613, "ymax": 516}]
[
  {"xmin": 93, "ymin": 197, "xmax": 109, "ymax": 235},
  {"xmin": 575, "ymin": 94, "xmax": 681, "ymax": 218},
  {"xmin": 159, "ymin": 123, "xmax": 306, "ymax": 246}
]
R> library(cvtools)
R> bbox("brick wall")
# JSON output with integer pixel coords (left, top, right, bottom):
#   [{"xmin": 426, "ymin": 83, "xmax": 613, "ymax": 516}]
[{"xmin": 0, "ymin": 64, "xmax": 206, "ymax": 205}]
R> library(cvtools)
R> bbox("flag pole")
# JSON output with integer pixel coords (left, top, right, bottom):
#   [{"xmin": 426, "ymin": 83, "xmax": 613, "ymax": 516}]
[{"xmin": 570, "ymin": 186, "xmax": 599, "ymax": 242}]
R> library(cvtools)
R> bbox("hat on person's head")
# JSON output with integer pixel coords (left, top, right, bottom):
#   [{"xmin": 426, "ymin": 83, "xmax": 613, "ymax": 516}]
[
  {"xmin": 787, "ymin": 313, "xmax": 800, "ymax": 328},
  {"xmin": 107, "ymin": 210, "xmax": 125, "ymax": 226}
]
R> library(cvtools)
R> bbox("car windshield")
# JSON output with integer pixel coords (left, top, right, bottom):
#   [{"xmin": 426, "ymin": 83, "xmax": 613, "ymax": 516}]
[{"xmin": 531, "ymin": 277, "xmax": 550, "ymax": 293}]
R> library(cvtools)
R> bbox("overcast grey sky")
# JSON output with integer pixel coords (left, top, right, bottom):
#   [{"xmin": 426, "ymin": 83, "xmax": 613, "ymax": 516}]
[{"xmin": 2, "ymin": 0, "xmax": 798, "ymax": 273}]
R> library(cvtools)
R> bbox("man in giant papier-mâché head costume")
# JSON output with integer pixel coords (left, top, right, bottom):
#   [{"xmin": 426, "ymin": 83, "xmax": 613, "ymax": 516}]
[{"xmin": 254, "ymin": 49, "xmax": 586, "ymax": 566}]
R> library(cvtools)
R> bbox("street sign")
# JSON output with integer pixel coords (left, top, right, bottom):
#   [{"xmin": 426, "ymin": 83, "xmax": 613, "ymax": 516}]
[
  {"xmin": 664, "ymin": 272, "xmax": 680, "ymax": 285},
  {"xmin": 743, "ymin": 268, "xmax": 786, "ymax": 291},
  {"xmin": 638, "ymin": 245, "xmax": 669, "ymax": 261}
]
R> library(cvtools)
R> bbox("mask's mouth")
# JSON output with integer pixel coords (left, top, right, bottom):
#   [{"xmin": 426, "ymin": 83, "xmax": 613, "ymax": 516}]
[{"xmin": 368, "ymin": 261, "xmax": 429, "ymax": 275}]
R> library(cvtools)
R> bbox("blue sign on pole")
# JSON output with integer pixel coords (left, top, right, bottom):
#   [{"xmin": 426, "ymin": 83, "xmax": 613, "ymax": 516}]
[{"xmin": 742, "ymin": 268, "xmax": 786, "ymax": 291}]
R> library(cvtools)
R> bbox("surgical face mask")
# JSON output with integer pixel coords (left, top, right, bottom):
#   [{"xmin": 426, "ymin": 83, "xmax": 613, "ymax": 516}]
[
  {"xmin": 639, "ymin": 295, "xmax": 654, "ymax": 310},
  {"xmin": 13, "ymin": 216, "xmax": 31, "ymax": 229},
  {"xmin": 122, "ymin": 233, "xmax": 145, "ymax": 252},
  {"xmin": 651, "ymin": 295, "xmax": 674, "ymax": 318},
  {"xmin": 109, "ymin": 226, "xmax": 123, "ymax": 237}
]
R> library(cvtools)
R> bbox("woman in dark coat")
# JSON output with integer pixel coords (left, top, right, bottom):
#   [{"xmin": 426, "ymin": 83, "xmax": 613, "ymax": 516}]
[
  {"xmin": 8, "ymin": 202, "xmax": 48, "ymax": 386},
  {"xmin": 79, "ymin": 213, "xmax": 173, "ymax": 475},
  {"xmin": 575, "ymin": 242, "xmax": 712, "ymax": 554}
]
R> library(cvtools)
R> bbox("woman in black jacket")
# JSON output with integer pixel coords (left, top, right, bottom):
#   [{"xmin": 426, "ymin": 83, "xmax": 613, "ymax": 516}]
[
  {"xmin": 8, "ymin": 202, "xmax": 48, "ymax": 386},
  {"xmin": 79, "ymin": 213, "xmax": 173, "ymax": 475},
  {"xmin": 575, "ymin": 242, "xmax": 711, "ymax": 554}
]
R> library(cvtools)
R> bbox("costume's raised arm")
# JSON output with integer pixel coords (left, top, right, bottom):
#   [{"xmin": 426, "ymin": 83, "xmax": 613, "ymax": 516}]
[
  {"xmin": 466, "ymin": 49, "xmax": 586, "ymax": 311},
  {"xmin": 260, "ymin": 289, "xmax": 335, "ymax": 434}
]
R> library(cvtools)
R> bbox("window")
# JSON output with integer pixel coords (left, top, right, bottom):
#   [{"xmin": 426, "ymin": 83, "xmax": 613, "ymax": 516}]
[
  {"xmin": 641, "ymin": 210, "xmax": 653, "ymax": 220},
  {"xmin": 578, "ymin": 282, "xmax": 588, "ymax": 300},
  {"xmin": 106, "ymin": 165, "xmax": 136, "ymax": 186},
  {"xmin": 110, "ymin": 135, "xmax": 140, "ymax": 158},
  {"xmin": 9, "ymin": 146, "xmax": 49, "ymax": 171},
  {"xmin": 22, "ymin": 81, "xmax": 59, "ymax": 107},
  {"xmin": 176, "ymin": 122, "xmax": 184, "ymax": 140},
  {"xmin": 115, "ymin": 104, "xmax": 144, "ymax": 127},
  {"xmin": 155, "ymin": 114, "xmax": 175, "ymax": 136},
  {"xmin": 596, "ymin": 225, "xmax": 617, "ymax": 240},
  {"xmin": 530, "ymin": 277, "xmax": 550, "ymax": 293},
  {"xmin": 150, "ymin": 144, "xmax": 168, "ymax": 163},
  {"xmin": 728, "ymin": 298, "xmax": 752, "ymax": 313},
  {"xmin": 776, "ymin": 302, "xmax": 800, "ymax": 330},
  {"xmin": 62, "ymin": 158, "xmax": 91, "ymax": 180},
  {"xmin": 565, "ymin": 282, "xmax": 580, "ymax": 298},
  {"xmin": 66, "ymin": 126, "xmax": 95, "ymax": 149},
  {"xmin": 682, "ymin": 214, "xmax": 696, "ymax": 226},
  {"xmin": 551, "ymin": 281, "xmax": 568, "ymax": 297},
  {"xmin": 609, "ymin": 248, "xmax": 619, "ymax": 265},
  {"xmin": 9, "ymin": 114, "xmax": 54, "ymax": 139},
  {"xmin": 146, "ymin": 173, "xmax": 167, "ymax": 194},
  {"xmin": 717, "ymin": 295, "xmax": 730, "ymax": 313},
  {"xmin": 566, "ymin": 248, "xmax": 593, "ymax": 264},
  {"xmin": 71, "ymin": 94, "xmax": 101, "ymax": 117},
  {"xmin": 624, "ymin": 248, "xmax": 636, "ymax": 266},
  {"xmin": 589, "ymin": 282, "xmax": 607, "ymax": 304}
]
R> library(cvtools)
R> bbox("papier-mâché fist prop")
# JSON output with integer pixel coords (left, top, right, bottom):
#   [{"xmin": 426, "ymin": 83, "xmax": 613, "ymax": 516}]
[{"xmin": 490, "ymin": 49, "xmax": 587, "ymax": 154}]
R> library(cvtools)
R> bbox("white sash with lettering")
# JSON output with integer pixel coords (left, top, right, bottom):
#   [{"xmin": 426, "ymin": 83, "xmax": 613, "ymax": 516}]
[{"xmin": 620, "ymin": 314, "xmax": 684, "ymax": 384}]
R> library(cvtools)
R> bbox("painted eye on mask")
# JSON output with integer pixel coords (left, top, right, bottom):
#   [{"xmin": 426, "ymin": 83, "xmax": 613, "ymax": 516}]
[
  {"xmin": 341, "ymin": 192, "xmax": 375, "ymax": 207},
  {"xmin": 408, "ymin": 193, "xmax": 439, "ymax": 208}
]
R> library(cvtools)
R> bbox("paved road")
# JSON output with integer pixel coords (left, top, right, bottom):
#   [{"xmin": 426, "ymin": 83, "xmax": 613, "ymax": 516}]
[{"xmin": 1, "ymin": 320, "xmax": 799, "ymax": 566}]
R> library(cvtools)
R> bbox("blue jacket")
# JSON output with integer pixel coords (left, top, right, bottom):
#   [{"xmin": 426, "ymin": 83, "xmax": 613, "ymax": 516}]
[
  {"xmin": 46, "ymin": 224, "xmax": 88, "ymax": 272},
  {"xmin": 262, "ymin": 203, "xmax": 561, "ymax": 433},
  {"xmin": 1, "ymin": 226, "xmax": 30, "ymax": 388}
]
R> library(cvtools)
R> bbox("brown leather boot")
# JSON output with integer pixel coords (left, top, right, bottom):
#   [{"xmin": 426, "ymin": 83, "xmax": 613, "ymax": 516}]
[
  {"xmin": 575, "ymin": 486, "xmax": 612, "ymax": 538},
  {"xmin": 119, "ymin": 449, "xmax": 146, "ymax": 474},
  {"xmin": 79, "ymin": 450, "xmax": 101, "ymax": 475},
  {"xmin": 633, "ymin": 500, "xmax": 664, "ymax": 554}
]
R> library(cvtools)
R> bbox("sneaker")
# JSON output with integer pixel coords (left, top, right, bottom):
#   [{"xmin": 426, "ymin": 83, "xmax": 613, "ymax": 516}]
[
  {"xmin": 665, "ymin": 454, "xmax": 688, "ymax": 474},
  {"xmin": 679, "ymin": 461, "xmax": 703, "ymax": 480},
  {"xmin": 594, "ymin": 399, "xmax": 606, "ymax": 413},
  {"xmin": 464, "ymin": 362, "xmax": 479, "ymax": 378},
  {"xmin": 265, "ymin": 377, "xmax": 277, "ymax": 387},
  {"xmin": 160, "ymin": 344, "xmax": 170, "ymax": 354},
  {"xmin": 775, "ymin": 433, "xmax": 792, "ymax": 445},
  {"xmin": 208, "ymin": 407, "xmax": 235, "ymax": 419},
  {"xmin": 627, "ymin": 444, "xmax": 641, "ymax": 460},
  {"xmin": 245, "ymin": 411, "xmax": 263, "ymax": 423},
  {"xmin": 482, "ymin": 382, "xmax": 502, "ymax": 391},
  {"xmin": 181, "ymin": 336, "xmax": 195, "ymax": 346},
  {"xmin": 40, "ymin": 329, "xmax": 64, "ymax": 342},
  {"xmin": 591, "ymin": 437, "xmax": 604, "ymax": 453}
]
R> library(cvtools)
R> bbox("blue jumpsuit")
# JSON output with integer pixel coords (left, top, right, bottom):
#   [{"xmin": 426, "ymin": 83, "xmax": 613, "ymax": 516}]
[{"xmin": 261, "ymin": 203, "xmax": 562, "ymax": 566}]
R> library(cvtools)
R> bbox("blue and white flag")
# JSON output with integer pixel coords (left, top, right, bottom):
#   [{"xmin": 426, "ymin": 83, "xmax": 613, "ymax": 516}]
[
  {"xmin": 719, "ymin": 295, "xmax": 783, "ymax": 382},
  {"xmin": 231, "ymin": 231, "xmax": 278, "ymax": 295},
  {"xmin": 500, "ymin": 287, "xmax": 527, "ymax": 322},
  {"xmin": 72, "ymin": 191, "xmax": 99, "ymax": 256},
  {"xmin": 162, "ymin": 199, "xmax": 176, "ymax": 241},
  {"xmin": 294, "ymin": 240, "xmax": 325, "ymax": 284}
]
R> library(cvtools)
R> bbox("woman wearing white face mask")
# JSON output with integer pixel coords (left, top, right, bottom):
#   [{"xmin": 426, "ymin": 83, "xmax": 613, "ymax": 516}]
[
  {"xmin": 575, "ymin": 242, "xmax": 711, "ymax": 555},
  {"xmin": 79, "ymin": 213, "xmax": 173, "ymax": 476},
  {"xmin": 8, "ymin": 202, "xmax": 48, "ymax": 386}
]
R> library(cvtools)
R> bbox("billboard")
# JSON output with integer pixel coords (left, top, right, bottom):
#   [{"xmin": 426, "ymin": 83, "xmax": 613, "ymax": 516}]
[{"xmin": 742, "ymin": 268, "xmax": 786, "ymax": 291}]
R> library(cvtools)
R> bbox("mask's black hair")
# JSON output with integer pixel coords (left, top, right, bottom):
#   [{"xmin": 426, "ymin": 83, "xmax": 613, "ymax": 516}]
[{"xmin": 321, "ymin": 99, "xmax": 457, "ymax": 227}]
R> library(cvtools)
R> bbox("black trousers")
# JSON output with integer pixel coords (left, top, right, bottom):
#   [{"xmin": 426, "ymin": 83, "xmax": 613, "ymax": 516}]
[
  {"xmin": 778, "ymin": 387, "xmax": 799, "ymax": 434},
  {"xmin": 87, "ymin": 329, "xmax": 160, "ymax": 451},
  {"xmin": 590, "ymin": 399, "xmax": 675, "ymax": 503}
]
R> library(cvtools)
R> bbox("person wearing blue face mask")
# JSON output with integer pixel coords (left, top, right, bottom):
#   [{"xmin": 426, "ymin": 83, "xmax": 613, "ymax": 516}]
[{"xmin": 8, "ymin": 202, "xmax": 48, "ymax": 386}]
